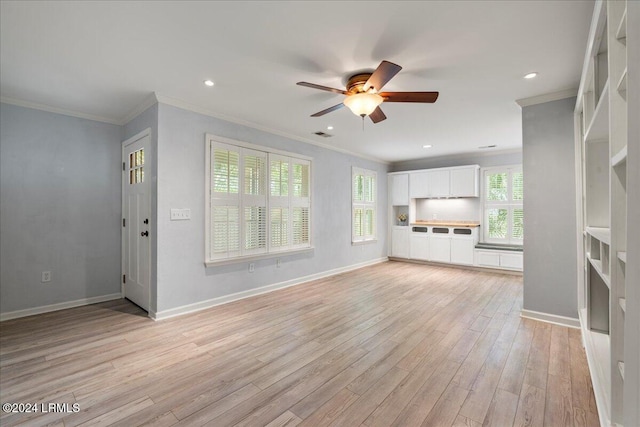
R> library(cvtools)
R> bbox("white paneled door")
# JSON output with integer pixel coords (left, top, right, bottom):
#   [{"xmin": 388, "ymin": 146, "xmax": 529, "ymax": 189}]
[{"xmin": 122, "ymin": 130, "xmax": 151, "ymax": 311}]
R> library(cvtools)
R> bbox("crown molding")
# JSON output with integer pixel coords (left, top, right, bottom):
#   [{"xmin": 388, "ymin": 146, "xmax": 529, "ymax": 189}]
[
  {"xmin": 0, "ymin": 96, "xmax": 121, "ymax": 125},
  {"xmin": 153, "ymin": 92, "xmax": 390, "ymax": 165},
  {"xmin": 515, "ymin": 88, "xmax": 578, "ymax": 107},
  {"xmin": 120, "ymin": 92, "xmax": 159, "ymax": 125}
]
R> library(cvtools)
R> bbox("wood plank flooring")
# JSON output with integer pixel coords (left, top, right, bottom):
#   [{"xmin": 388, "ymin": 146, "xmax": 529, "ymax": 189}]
[{"xmin": 0, "ymin": 261, "xmax": 599, "ymax": 426}]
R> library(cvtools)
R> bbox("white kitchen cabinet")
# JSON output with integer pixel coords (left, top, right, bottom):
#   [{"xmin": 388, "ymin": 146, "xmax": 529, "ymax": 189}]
[
  {"xmin": 429, "ymin": 234, "xmax": 451, "ymax": 263},
  {"xmin": 426, "ymin": 170, "xmax": 450, "ymax": 197},
  {"xmin": 450, "ymin": 166, "xmax": 479, "ymax": 197},
  {"xmin": 390, "ymin": 173, "xmax": 409, "ymax": 206},
  {"xmin": 409, "ymin": 233, "xmax": 429, "ymax": 260},
  {"xmin": 451, "ymin": 238, "xmax": 475, "ymax": 265},
  {"xmin": 409, "ymin": 172, "xmax": 429, "ymax": 198},
  {"xmin": 475, "ymin": 250, "xmax": 523, "ymax": 271},
  {"xmin": 391, "ymin": 227, "xmax": 410, "ymax": 258}
]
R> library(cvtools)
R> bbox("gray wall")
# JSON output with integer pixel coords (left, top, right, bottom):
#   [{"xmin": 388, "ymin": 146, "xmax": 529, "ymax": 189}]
[
  {"xmin": 0, "ymin": 103, "xmax": 122, "ymax": 313},
  {"xmin": 522, "ymin": 97, "xmax": 578, "ymax": 319},
  {"xmin": 391, "ymin": 150, "xmax": 522, "ymax": 172},
  {"xmin": 154, "ymin": 103, "xmax": 389, "ymax": 314}
]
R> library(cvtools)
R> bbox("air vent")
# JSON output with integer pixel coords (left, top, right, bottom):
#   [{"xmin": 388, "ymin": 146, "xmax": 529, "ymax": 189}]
[
  {"xmin": 313, "ymin": 131, "xmax": 333, "ymax": 138},
  {"xmin": 478, "ymin": 144, "xmax": 497, "ymax": 149}
]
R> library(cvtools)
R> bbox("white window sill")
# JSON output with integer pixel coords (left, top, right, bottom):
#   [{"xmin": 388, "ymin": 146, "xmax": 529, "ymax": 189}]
[
  {"xmin": 205, "ymin": 247, "xmax": 314, "ymax": 267},
  {"xmin": 352, "ymin": 239, "xmax": 378, "ymax": 246}
]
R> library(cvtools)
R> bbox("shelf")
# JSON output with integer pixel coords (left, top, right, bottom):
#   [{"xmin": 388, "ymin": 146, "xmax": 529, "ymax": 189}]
[
  {"xmin": 616, "ymin": 8, "xmax": 627, "ymax": 44},
  {"xmin": 586, "ymin": 227, "xmax": 611, "ymax": 245},
  {"xmin": 617, "ymin": 251, "xmax": 626, "ymax": 263},
  {"xmin": 618, "ymin": 361, "xmax": 625, "ymax": 380},
  {"xmin": 619, "ymin": 298, "xmax": 626, "ymax": 313},
  {"xmin": 617, "ymin": 68, "xmax": 627, "ymax": 96},
  {"xmin": 585, "ymin": 81, "xmax": 610, "ymax": 142},
  {"xmin": 588, "ymin": 256, "xmax": 611, "ymax": 288},
  {"xmin": 611, "ymin": 146, "xmax": 627, "ymax": 167}
]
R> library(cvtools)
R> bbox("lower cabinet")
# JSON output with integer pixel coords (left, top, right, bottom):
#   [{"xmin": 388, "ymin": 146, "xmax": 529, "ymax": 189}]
[
  {"xmin": 391, "ymin": 227, "xmax": 410, "ymax": 258},
  {"xmin": 409, "ymin": 233, "xmax": 429, "ymax": 260},
  {"xmin": 451, "ymin": 238, "xmax": 475, "ymax": 265},
  {"xmin": 429, "ymin": 236, "xmax": 451, "ymax": 263},
  {"xmin": 475, "ymin": 250, "xmax": 523, "ymax": 271}
]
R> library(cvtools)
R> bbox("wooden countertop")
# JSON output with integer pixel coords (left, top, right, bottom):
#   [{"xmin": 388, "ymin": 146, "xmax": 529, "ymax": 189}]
[{"xmin": 411, "ymin": 221, "xmax": 480, "ymax": 228}]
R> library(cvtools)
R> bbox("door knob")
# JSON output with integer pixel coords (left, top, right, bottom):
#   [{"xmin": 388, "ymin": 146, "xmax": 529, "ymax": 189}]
[{"xmin": 141, "ymin": 231, "xmax": 149, "ymax": 237}]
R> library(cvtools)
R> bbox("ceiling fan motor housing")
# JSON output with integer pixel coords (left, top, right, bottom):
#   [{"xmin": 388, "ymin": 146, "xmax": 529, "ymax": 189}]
[{"xmin": 347, "ymin": 73, "xmax": 374, "ymax": 93}]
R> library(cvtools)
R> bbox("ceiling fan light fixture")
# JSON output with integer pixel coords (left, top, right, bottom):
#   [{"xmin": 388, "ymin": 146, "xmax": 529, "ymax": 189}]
[{"xmin": 343, "ymin": 93, "xmax": 384, "ymax": 117}]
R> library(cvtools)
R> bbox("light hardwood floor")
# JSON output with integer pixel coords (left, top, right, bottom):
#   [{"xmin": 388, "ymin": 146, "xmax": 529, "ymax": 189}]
[{"xmin": 0, "ymin": 262, "xmax": 599, "ymax": 426}]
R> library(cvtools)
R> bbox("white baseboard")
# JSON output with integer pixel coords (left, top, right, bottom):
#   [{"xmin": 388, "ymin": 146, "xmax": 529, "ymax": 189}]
[
  {"xmin": 520, "ymin": 309, "xmax": 580, "ymax": 328},
  {"xmin": 0, "ymin": 293, "xmax": 123, "ymax": 322},
  {"xmin": 152, "ymin": 257, "xmax": 388, "ymax": 321}
]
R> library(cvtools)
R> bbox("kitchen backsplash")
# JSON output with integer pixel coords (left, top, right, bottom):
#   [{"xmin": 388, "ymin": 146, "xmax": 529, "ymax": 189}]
[{"xmin": 415, "ymin": 198, "xmax": 480, "ymax": 222}]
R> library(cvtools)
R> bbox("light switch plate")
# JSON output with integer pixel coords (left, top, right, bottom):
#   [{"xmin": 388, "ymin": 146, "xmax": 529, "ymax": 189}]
[{"xmin": 170, "ymin": 208, "xmax": 191, "ymax": 220}]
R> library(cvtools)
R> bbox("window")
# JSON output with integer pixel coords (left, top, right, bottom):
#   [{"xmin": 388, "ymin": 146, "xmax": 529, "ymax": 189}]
[
  {"xmin": 352, "ymin": 167, "xmax": 377, "ymax": 243},
  {"xmin": 206, "ymin": 135, "xmax": 311, "ymax": 264},
  {"xmin": 482, "ymin": 166, "xmax": 523, "ymax": 245}
]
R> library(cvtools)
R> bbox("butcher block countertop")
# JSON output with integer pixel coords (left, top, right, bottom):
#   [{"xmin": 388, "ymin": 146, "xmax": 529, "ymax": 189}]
[{"xmin": 411, "ymin": 220, "xmax": 480, "ymax": 228}]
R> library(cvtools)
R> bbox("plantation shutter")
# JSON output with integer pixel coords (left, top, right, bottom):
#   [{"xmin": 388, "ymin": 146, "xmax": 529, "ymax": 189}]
[
  {"xmin": 242, "ymin": 149, "xmax": 267, "ymax": 255},
  {"xmin": 291, "ymin": 159, "xmax": 311, "ymax": 248},
  {"xmin": 210, "ymin": 142, "xmax": 241, "ymax": 259},
  {"xmin": 352, "ymin": 167, "xmax": 376, "ymax": 243},
  {"xmin": 269, "ymin": 154, "xmax": 291, "ymax": 251}
]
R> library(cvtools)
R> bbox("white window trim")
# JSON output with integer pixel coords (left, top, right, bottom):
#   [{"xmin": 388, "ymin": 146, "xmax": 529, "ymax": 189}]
[
  {"xmin": 205, "ymin": 134, "xmax": 313, "ymax": 266},
  {"xmin": 352, "ymin": 166, "xmax": 377, "ymax": 244},
  {"xmin": 481, "ymin": 164, "xmax": 523, "ymax": 245}
]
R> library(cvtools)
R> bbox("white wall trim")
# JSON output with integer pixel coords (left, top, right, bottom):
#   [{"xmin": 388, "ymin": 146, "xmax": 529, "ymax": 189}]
[
  {"xmin": 154, "ymin": 92, "xmax": 389, "ymax": 165},
  {"xmin": 0, "ymin": 96, "xmax": 121, "ymax": 125},
  {"xmin": 151, "ymin": 257, "xmax": 388, "ymax": 320},
  {"xmin": 515, "ymin": 89, "xmax": 578, "ymax": 108},
  {"xmin": 0, "ymin": 293, "xmax": 123, "ymax": 322},
  {"xmin": 520, "ymin": 309, "xmax": 581, "ymax": 328}
]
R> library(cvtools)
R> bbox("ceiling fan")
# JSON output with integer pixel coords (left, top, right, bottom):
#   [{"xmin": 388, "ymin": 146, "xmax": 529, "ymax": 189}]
[{"xmin": 297, "ymin": 60, "xmax": 439, "ymax": 124}]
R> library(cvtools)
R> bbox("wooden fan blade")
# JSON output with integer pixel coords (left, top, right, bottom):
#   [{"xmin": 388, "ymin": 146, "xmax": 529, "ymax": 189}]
[
  {"xmin": 369, "ymin": 106, "xmax": 387, "ymax": 124},
  {"xmin": 379, "ymin": 92, "xmax": 439, "ymax": 103},
  {"xmin": 297, "ymin": 82, "xmax": 347, "ymax": 95},
  {"xmin": 364, "ymin": 60, "xmax": 402, "ymax": 92},
  {"xmin": 310, "ymin": 103, "xmax": 345, "ymax": 117}
]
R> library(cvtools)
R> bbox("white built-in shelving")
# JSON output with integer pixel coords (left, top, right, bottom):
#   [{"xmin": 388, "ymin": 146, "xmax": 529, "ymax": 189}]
[{"xmin": 575, "ymin": 1, "xmax": 637, "ymax": 425}]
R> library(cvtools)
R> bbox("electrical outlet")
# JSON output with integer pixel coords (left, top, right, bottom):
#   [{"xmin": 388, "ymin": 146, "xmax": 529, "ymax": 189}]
[
  {"xmin": 276, "ymin": 258, "xmax": 281, "ymax": 268},
  {"xmin": 249, "ymin": 263, "xmax": 255, "ymax": 273},
  {"xmin": 432, "ymin": 213, "xmax": 438, "ymax": 220},
  {"xmin": 41, "ymin": 271, "xmax": 51, "ymax": 283}
]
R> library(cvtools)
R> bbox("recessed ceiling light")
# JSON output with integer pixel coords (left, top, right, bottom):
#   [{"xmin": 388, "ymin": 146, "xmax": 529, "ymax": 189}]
[
  {"xmin": 423, "ymin": 144, "xmax": 433, "ymax": 148},
  {"xmin": 524, "ymin": 72, "xmax": 538, "ymax": 79},
  {"xmin": 327, "ymin": 125, "xmax": 333, "ymax": 130},
  {"xmin": 204, "ymin": 80, "xmax": 215, "ymax": 87}
]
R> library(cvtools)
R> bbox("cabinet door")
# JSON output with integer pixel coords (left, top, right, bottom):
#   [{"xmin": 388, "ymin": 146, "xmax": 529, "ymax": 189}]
[
  {"xmin": 429, "ymin": 236, "xmax": 451, "ymax": 262},
  {"xmin": 450, "ymin": 238, "xmax": 474, "ymax": 265},
  {"xmin": 391, "ymin": 228, "xmax": 410, "ymax": 258},
  {"xmin": 500, "ymin": 253, "xmax": 523, "ymax": 270},
  {"xmin": 409, "ymin": 172, "xmax": 429, "ymax": 198},
  {"xmin": 427, "ymin": 170, "xmax": 450, "ymax": 197},
  {"xmin": 450, "ymin": 167, "xmax": 479, "ymax": 197},
  {"xmin": 390, "ymin": 174, "xmax": 409, "ymax": 205},
  {"xmin": 409, "ymin": 234, "xmax": 429, "ymax": 260}
]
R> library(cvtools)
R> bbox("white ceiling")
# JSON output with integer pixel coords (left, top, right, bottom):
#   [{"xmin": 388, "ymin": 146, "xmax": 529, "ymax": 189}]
[{"xmin": 0, "ymin": 1, "xmax": 594, "ymax": 162}]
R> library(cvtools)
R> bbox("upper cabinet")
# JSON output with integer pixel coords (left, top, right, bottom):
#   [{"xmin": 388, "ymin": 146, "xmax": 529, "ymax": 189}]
[
  {"xmin": 451, "ymin": 166, "xmax": 480, "ymax": 197},
  {"xmin": 404, "ymin": 165, "xmax": 479, "ymax": 199},
  {"xmin": 389, "ymin": 173, "xmax": 409, "ymax": 205},
  {"xmin": 409, "ymin": 172, "xmax": 430, "ymax": 198}
]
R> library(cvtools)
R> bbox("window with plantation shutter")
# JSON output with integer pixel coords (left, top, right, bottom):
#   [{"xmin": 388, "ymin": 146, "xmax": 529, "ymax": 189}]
[
  {"xmin": 206, "ymin": 135, "xmax": 312, "ymax": 264},
  {"xmin": 482, "ymin": 166, "xmax": 523, "ymax": 245},
  {"xmin": 352, "ymin": 167, "xmax": 377, "ymax": 243}
]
